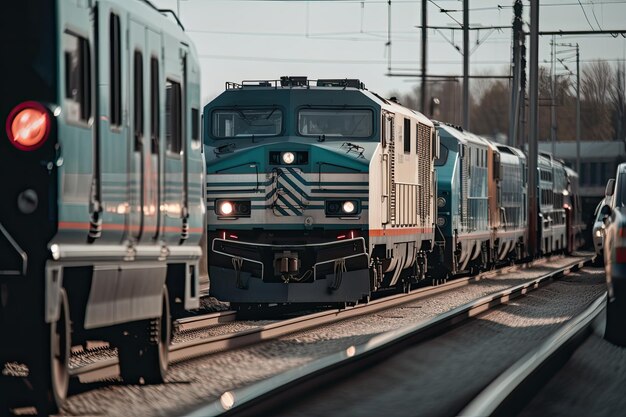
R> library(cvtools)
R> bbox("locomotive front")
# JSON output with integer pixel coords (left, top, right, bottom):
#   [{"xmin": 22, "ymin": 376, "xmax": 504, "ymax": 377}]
[{"xmin": 204, "ymin": 78, "xmax": 379, "ymax": 305}]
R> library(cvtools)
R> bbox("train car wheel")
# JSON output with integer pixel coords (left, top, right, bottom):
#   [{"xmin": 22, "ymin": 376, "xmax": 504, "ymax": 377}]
[
  {"xmin": 605, "ymin": 291, "xmax": 626, "ymax": 346},
  {"xmin": 31, "ymin": 288, "xmax": 70, "ymax": 415},
  {"xmin": 119, "ymin": 286, "xmax": 171, "ymax": 384}
]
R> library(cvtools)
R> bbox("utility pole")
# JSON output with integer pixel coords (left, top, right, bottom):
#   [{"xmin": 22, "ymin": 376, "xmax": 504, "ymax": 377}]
[
  {"xmin": 528, "ymin": 0, "xmax": 539, "ymax": 258},
  {"xmin": 576, "ymin": 43, "xmax": 581, "ymax": 175},
  {"xmin": 463, "ymin": 0, "xmax": 469, "ymax": 129},
  {"xmin": 509, "ymin": 0, "xmax": 523, "ymax": 147},
  {"xmin": 421, "ymin": 0, "xmax": 428, "ymax": 115},
  {"xmin": 551, "ymin": 36, "xmax": 557, "ymax": 157}
]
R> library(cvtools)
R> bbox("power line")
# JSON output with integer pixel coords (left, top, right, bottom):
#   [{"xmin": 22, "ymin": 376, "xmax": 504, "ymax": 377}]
[{"xmin": 577, "ymin": 0, "xmax": 599, "ymax": 30}]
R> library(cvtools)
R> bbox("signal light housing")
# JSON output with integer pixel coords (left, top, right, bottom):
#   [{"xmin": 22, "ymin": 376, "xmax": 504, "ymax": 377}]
[
  {"xmin": 5, "ymin": 101, "xmax": 51, "ymax": 151},
  {"xmin": 215, "ymin": 199, "xmax": 251, "ymax": 217}
]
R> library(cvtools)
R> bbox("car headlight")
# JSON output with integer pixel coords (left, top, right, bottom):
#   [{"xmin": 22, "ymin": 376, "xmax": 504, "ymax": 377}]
[
  {"xmin": 595, "ymin": 229, "xmax": 603, "ymax": 238},
  {"xmin": 437, "ymin": 197, "xmax": 446, "ymax": 208},
  {"xmin": 282, "ymin": 151, "xmax": 295, "ymax": 164},
  {"xmin": 216, "ymin": 200, "xmax": 251, "ymax": 217}
]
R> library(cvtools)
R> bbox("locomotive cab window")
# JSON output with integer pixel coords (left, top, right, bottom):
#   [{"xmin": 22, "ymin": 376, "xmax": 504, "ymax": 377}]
[
  {"xmin": 165, "ymin": 79, "xmax": 182, "ymax": 156},
  {"xmin": 298, "ymin": 108, "xmax": 372, "ymax": 138},
  {"xmin": 212, "ymin": 108, "xmax": 282, "ymax": 138},
  {"xmin": 63, "ymin": 32, "xmax": 91, "ymax": 123},
  {"xmin": 435, "ymin": 144, "xmax": 449, "ymax": 166}
]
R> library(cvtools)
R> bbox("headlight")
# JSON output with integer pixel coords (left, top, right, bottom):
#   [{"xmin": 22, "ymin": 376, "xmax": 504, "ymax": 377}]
[
  {"xmin": 437, "ymin": 197, "xmax": 446, "ymax": 208},
  {"xmin": 216, "ymin": 200, "xmax": 251, "ymax": 217},
  {"xmin": 595, "ymin": 229, "xmax": 603, "ymax": 238},
  {"xmin": 342, "ymin": 201, "xmax": 356, "ymax": 214},
  {"xmin": 219, "ymin": 201, "xmax": 233, "ymax": 216},
  {"xmin": 282, "ymin": 151, "xmax": 295, "ymax": 164},
  {"xmin": 325, "ymin": 200, "xmax": 359, "ymax": 216},
  {"xmin": 437, "ymin": 217, "xmax": 446, "ymax": 226}
]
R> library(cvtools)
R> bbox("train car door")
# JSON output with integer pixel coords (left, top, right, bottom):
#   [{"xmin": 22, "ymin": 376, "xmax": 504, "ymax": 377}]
[
  {"xmin": 128, "ymin": 19, "xmax": 148, "ymax": 241},
  {"xmin": 145, "ymin": 29, "xmax": 162, "ymax": 240},
  {"xmin": 162, "ymin": 39, "xmax": 188, "ymax": 244},
  {"xmin": 128, "ymin": 23, "xmax": 161, "ymax": 243}
]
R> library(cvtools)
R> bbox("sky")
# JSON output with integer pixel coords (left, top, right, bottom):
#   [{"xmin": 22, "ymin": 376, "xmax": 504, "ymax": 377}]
[{"xmin": 150, "ymin": 0, "xmax": 626, "ymax": 104}]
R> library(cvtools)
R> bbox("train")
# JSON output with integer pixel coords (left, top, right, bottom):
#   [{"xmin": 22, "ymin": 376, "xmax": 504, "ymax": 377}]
[
  {"xmin": 204, "ymin": 76, "xmax": 584, "ymax": 310},
  {"xmin": 1, "ymin": 0, "xmax": 204, "ymax": 413}
]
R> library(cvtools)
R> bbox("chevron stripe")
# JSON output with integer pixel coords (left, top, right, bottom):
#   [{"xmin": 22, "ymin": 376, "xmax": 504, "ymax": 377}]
[{"xmin": 275, "ymin": 194, "xmax": 302, "ymax": 216}]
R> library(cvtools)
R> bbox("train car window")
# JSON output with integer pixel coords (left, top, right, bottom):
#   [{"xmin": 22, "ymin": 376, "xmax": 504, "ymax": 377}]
[
  {"xmin": 63, "ymin": 32, "xmax": 91, "ymax": 123},
  {"xmin": 133, "ymin": 51, "xmax": 143, "ymax": 151},
  {"xmin": 434, "ymin": 144, "xmax": 448, "ymax": 166},
  {"xmin": 403, "ymin": 118, "xmax": 410, "ymax": 154},
  {"xmin": 150, "ymin": 57, "xmax": 159, "ymax": 154},
  {"xmin": 214, "ymin": 108, "xmax": 282, "ymax": 138},
  {"xmin": 191, "ymin": 108, "xmax": 200, "ymax": 142},
  {"xmin": 381, "ymin": 115, "xmax": 387, "ymax": 147},
  {"xmin": 298, "ymin": 109, "xmax": 372, "ymax": 138},
  {"xmin": 166, "ymin": 79, "xmax": 182, "ymax": 155},
  {"xmin": 110, "ymin": 13, "xmax": 121, "ymax": 127}
]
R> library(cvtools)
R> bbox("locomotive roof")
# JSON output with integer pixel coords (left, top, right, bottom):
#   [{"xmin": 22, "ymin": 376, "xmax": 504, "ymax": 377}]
[
  {"xmin": 435, "ymin": 122, "xmax": 491, "ymax": 147},
  {"xmin": 214, "ymin": 77, "xmax": 433, "ymax": 127}
]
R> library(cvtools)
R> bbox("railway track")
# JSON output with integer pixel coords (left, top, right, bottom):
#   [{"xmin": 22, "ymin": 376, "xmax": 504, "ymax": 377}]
[
  {"xmin": 179, "ymin": 255, "xmax": 593, "ymax": 417},
  {"xmin": 68, "ymin": 255, "xmax": 570, "ymax": 384},
  {"xmin": 460, "ymin": 292, "xmax": 606, "ymax": 417}
]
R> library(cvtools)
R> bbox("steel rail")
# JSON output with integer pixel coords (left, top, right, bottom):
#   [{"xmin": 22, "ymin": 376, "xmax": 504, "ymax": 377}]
[
  {"xmin": 459, "ymin": 292, "xmax": 606, "ymax": 417},
  {"xmin": 179, "ymin": 257, "xmax": 591, "ymax": 417},
  {"xmin": 68, "ymin": 256, "xmax": 580, "ymax": 383}
]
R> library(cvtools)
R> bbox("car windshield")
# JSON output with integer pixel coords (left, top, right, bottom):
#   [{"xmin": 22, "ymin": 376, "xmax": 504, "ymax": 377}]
[
  {"xmin": 212, "ymin": 108, "xmax": 282, "ymax": 138},
  {"xmin": 298, "ymin": 109, "xmax": 372, "ymax": 138}
]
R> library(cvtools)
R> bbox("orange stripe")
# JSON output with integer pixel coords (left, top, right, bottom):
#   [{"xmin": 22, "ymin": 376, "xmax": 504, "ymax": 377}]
[
  {"xmin": 369, "ymin": 227, "xmax": 434, "ymax": 237},
  {"xmin": 59, "ymin": 222, "xmax": 204, "ymax": 234}
]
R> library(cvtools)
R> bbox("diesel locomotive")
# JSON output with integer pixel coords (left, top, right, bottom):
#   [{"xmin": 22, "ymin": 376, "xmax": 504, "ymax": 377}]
[
  {"xmin": 204, "ymin": 76, "xmax": 584, "ymax": 309},
  {"xmin": 1, "ymin": 1, "xmax": 204, "ymax": 413},
  {"xmin": 205, "ymin": 77, "xmax": 438, "ymax": 306}
]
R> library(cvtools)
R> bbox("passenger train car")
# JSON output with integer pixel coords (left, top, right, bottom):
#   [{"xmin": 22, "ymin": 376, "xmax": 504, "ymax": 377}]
[
  {"xmin": 204, "ymin": 77, "xmax": 583, "ymax": 310},
  {"xmin": 204, "ymin": 77, "xmax": 438, "ymax": 307},
  {"xmin": 1, "ymin": 1, "xmax": 204, "ymax": 413},
  {"xmin": 433, "ymin": 123, "xmax": 528, "ymax": 276}
]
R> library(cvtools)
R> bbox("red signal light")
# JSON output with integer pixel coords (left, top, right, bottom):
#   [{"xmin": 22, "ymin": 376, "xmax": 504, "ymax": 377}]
[{"xmin": 5, "ymin": 101, "xmax": 51, "ymax": 151}]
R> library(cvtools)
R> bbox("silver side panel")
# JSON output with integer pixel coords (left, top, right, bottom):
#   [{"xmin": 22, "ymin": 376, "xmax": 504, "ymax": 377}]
[{"xmin": 83, "ymin": 263, "xmax": 167, "ymax": 329}]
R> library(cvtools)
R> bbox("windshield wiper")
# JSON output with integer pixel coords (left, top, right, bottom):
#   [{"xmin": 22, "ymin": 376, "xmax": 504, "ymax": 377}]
[{"xmin": 214, "ymin": 143, "xmax": 236, "ymax": 155}]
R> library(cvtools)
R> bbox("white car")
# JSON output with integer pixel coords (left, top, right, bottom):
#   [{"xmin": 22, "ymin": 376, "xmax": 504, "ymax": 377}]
[
  {"xmin": 603, "ymin": 164, "xmax": 626, "ymax": 346},
  {"xmin": 592, "ymin": 198, "xmax": 610, "ymax": 264}
]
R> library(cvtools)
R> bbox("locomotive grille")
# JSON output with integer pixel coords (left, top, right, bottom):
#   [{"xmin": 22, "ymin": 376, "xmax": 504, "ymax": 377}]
[
  {"xmin": 389, "ymin": 122, "xmax": 396, "ymax": 225},
  {"xmin": 417, "ymin": 123, "xmax": 432, "ymax": 227},
  {"xmin": 462, "ymin": 147, "xmax": 469, "ymax": 229}
]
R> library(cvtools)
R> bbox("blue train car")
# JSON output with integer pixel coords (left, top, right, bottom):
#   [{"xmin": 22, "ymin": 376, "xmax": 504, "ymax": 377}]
[
  {"xmin": 0, "ymin": 1, "xmax": 204, "ymax": 412},
  {"xmin": 433, "ymin": 123, "xmax": 492, "ymax": 275},
  {"xmin": 204, "ymin": 77, "xmax": 437, "ymax": 307},
  {"xmin": 491, "ymin": 144, "xmax": 527, "ymax": 262}
]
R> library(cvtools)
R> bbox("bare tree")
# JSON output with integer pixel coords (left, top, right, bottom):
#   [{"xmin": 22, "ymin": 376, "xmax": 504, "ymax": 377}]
[
  {"xmin": 610, "ymin": 61, "xmax": 626, "ymax": 142},
  {"xmin": 581, "ymin": 60, "xmax": 614, "ymax": 140}
]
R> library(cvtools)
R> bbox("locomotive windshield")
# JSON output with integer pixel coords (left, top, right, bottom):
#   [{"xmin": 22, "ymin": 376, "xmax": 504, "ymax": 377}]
[
  {"xmin": 434, "ymin": 144, "xmax": 449, "ymax": 166},
  {"xmin": 212, "ymin": 108, "xmax": 282, "ymax": 138},
  {"xmin": 298, "ymin": 109, "xmax": 373, "ymax": 138}
]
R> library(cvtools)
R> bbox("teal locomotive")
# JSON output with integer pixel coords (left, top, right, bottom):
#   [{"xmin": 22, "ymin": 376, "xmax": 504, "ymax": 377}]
[
  {"xmin": 204, "ymin": 77, "xmax": 438, "ymax": 308},
  {"xmin": 0, "ymin": 1, "xmax": 204, "ymax": 413}
]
